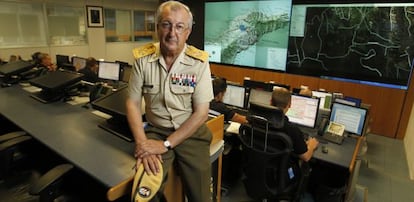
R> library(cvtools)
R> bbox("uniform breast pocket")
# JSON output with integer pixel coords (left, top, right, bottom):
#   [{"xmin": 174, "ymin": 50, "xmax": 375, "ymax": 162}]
[
  {"xmin": 143, "ymin": 84, "xmax": 160, "ymax": 106},
  {"xmin": 170, "ymin": 85, "xmax": 194, "ymax": 109}
]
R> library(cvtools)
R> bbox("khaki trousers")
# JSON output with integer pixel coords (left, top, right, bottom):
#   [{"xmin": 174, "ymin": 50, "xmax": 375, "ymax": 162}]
[{"xmin": 146, "ymin": 124, "xmax": 212, "ymax": 202}]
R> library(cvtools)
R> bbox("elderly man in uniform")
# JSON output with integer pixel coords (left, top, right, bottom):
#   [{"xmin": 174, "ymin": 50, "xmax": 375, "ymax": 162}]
[{"xmin": 126, "ymin": 1, "xmax": 213, "ymax": 201}]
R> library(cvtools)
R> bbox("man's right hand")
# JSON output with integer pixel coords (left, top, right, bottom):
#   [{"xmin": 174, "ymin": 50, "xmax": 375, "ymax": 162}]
[{"xmin": 136, "ymin": 154, "xmax": 163, "ymax": 175}]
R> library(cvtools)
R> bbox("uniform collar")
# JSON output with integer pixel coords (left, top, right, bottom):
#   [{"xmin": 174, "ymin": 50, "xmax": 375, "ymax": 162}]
[{"xmin": 148, "ymin": 43, "xmax": 194, "ymax": 66}]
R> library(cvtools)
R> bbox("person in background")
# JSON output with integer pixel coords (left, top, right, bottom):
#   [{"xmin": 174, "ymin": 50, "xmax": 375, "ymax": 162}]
[
  {"xmin": 38, "ymin": 53, "xmax": 57, "ymax": 72},
  {"xmin": 126, "ymin": 1, "xmax": 213, "ymax": 201},
  {"xmin": 299, "ymin": 86, "xmax": 312, "ymax": 97},
  {"xmin": 78, "ymin": 57, "xmax": 99, "ymax": 83},
  {"xmin": 210, "ymin": 77, "xmax": 248, "ymax": 124},
  {"xmin": 271, "ymin": 87, "xmax": 319, "ymax": 162},
  {"xmin": 9, "ymin": 55, "xmax": 21, "ymax": 62}
]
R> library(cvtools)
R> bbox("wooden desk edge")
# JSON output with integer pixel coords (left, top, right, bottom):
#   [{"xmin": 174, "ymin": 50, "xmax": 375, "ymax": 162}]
[
  {"xmin": 349, "ymin": 136, "xmax": 363, "ymax": 172},
  {"xmin": 106, "ymin": 115, "xmax": 225, "ymax": 201},
  {"xmin": 107, "ymin": 176, "xmax": 134, "ymax": 201}
]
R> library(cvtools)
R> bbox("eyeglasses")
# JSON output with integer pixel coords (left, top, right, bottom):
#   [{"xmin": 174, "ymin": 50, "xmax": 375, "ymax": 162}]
[{"xmin": 158, "ymin": 21, "xmax": 188, "ymax": 34}]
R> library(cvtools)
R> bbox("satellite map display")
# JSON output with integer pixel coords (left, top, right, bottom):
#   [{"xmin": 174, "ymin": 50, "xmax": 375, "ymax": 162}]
[
  {"xmin": 288, "ymin": 3, "xmax": 414, "ymax": 88},
  {"xmin": 204, "ymin": 0, "xmax": 292, "ymax": 71}
]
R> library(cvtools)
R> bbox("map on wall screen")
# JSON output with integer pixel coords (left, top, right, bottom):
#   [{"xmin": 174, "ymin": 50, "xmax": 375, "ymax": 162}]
[
  {"xmin": 204, "ymin": 0, "xmax": 293, "ymax": 71},
  {"xmin": 288, "ymin": 3, "xmax": 414, "ymax": 89}
]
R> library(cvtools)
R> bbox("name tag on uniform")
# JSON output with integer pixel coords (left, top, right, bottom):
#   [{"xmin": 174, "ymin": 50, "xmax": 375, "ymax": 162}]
[{"xmin": 171, "ymin": 73, "xmax": 197, "ymax": 87}]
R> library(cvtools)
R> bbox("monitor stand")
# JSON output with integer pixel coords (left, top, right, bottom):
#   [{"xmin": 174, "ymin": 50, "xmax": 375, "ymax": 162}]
[
  {"xmin": 31, "ymin": 90, "xmax": 65, "ymax": 103},
  {"xmin": 98, "ymin": 117, "xmax": 134, "ymax": 142}
]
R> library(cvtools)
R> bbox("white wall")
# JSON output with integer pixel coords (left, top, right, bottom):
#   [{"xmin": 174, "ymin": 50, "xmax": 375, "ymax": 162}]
[
  {"xmin": 0, "ymin": 0, "xmax": 158, "ymax": 65},
  {"xmin": 404, "ymin": 101, "xmax": 414, "ymax": 180}
]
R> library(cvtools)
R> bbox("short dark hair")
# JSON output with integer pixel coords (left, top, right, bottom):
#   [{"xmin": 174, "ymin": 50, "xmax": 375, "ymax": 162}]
[
  {"xmin": 86, "ymin": 57, "xmax": 97, "ymax": 69},
  {"xmin": 212, "ymin": 77, "xmax": 227, "ymax": 97},
  {"xmin": 271, "ymin": 87, "xmax": 291, "ymax": 109}
]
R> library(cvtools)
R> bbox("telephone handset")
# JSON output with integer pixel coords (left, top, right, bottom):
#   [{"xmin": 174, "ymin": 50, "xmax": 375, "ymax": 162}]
[{"xmin": 318, "ymin": 118, "xmax": 329, "ymax": 136}]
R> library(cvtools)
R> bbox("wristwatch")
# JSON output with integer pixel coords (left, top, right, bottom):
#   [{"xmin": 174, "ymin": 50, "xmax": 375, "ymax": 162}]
[{"xmin": 163, "ymin": 140, "xmax": 172, "ymax": 150}]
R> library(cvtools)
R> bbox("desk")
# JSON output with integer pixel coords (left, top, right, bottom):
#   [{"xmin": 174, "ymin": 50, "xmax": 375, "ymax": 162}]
[{"xmin": 0, "ymin": 86, "xmax": 224, "ymax": 201}]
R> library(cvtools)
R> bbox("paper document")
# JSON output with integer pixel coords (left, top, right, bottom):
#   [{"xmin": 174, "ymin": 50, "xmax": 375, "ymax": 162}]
[{"xmin": 226, "ymin": 122, "xmax": 241, "ymax": 134}]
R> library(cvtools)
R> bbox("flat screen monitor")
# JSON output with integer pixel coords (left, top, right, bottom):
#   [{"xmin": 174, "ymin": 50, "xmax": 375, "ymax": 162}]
[
  {"xmin": 248, "ymin": 88, "xmax": 272, "ymax": 107},
  {"xmin": 91, "ymin": 87, "xmax": 134, "ymax": 142},
  {"xmin": 244, "ymin": 79, "xmax": 273, "ymax": 91},
  {"xmin": 287, "ymin": 3, "xmax": 414, "ymax": 90},
  {"xmin": 286, "ymin": 94, "xmax": 319, "ymax": 128},
  {"xmin": 72, "ymin": 56, "xmax": 87, "ymax": 70},
  {"xmin": 98, "ymin": 61, "xmax": 121, "ymax": 81},
  {"xmin": 29, "ymin": 70, "xmax": 84, "ymax": 91},
  {"xmin": 330, "ymin": 102, "xmax": 368, "ymax": 136},
  {"xmin": 222, "ymin": 84, "xmax": 246, "ymax": 108},
  {"xmin": 312, "ymin": 91, "xmax": 332, "ymax": 109},
  {"xmin": 0, "ymin": 60, "xmax": 34, "ymax": 76},
  {"xmin": 56, "ymin": 55, "xmax": 70, "ymax": 66},
  {"xmin": 204, "ymin": 0, "xmax": 293, "ymax": 71}
]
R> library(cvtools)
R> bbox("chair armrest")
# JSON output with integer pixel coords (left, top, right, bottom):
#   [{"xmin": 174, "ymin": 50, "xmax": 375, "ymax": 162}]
[
  {"xmin": 29, "ymin": 164, "xmax": 74, "ymax": 195},
  {"xmin": 0, "ymin": 131, "xmax": 27, "ymax": 143},
  {"xmin": 0, "ymin": 135, "xmax": 32, "ymax": 152}
]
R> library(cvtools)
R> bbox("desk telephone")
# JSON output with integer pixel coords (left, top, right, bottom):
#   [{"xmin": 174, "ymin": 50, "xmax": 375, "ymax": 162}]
[{"xmin": 317, "ymin": 118, "xmax": 345, "ymax": 144}]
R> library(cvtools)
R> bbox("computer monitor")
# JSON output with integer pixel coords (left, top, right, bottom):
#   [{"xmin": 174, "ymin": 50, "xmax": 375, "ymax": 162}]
[
  {"xmin": 222, "ymin": 84, "xmax": 246, "ymax": 108},
  {"xmin": 334, "ymin": 98, "xmax": 357, "ymax": 107},
  {"xmin": 248, "ymin": 88, "xmax": 272, "ymax": 107},
  {"xmin": 98, "ymin": 61, "xmax": 121, "ymax": 81},
  {"xmin": 29, "ymin": 70, "xmax": 84, "ymax": 103},
  {"xmin": 91, "ymin": 86, "xmax": 135, "ymax": 142},
  {"xmin": 0, "ymin": 60, "xmax": 34, "ymax": 76},
  {"xmin": 286, "ymin": 94, "xmax": 320, "ymax": 128},
  {"xmin": 330, "ymin": 102, "xmax": 368, "ymax": 136},
  {"xmin": 56, "ymin": 55, "xmax": 70, "ymax": 66},
  {"xmin": 244, "ymin": 79, "xmax": 273, "ymax": 91},
  {"xmin": 344, "ymin": 96, "xmax": 362, "ymax": 107},
  {"xmin": 312, "ymin": 91, "xmax": 333, "ymax": 109},
  {"xmin": 121, "ymin": 66, "xmax": 132, "ymax": 82},
  {"xmin": 72, "ymin": 56, "xmax": 87, "ymax": 70}
]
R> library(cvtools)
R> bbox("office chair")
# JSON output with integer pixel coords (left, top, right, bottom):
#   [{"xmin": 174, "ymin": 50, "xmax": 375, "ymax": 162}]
[
  {"xmin": 238, "ymin": 102, "xmax": 309, "ymax": 201},
  {"xmin": 0, "ymin": 131, "xmax": 32, "ymax": 180}
]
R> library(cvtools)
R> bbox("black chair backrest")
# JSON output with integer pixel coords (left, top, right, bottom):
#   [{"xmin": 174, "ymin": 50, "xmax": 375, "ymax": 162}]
[{"xmin": 239, "ymin": 103, "xmax": 299, "ymax": 200}]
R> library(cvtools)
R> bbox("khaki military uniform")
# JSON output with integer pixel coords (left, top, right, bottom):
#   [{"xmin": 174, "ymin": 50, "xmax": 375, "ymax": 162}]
[{"xmin": 129, "ymin": 42, "xmax": 213, "ymax": 202}]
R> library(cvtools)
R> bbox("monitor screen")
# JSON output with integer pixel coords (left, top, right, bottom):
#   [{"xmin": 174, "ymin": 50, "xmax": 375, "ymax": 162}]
[
  {"xmin": 330, "ymin": 102, "xmax": 367, "ymax": 136},
  {"xmin": 92, "ymin": 87, "xmax": 128, "ymax": 118},
  {"xmin": 287, "ymin": 3, "xmax": 414, "ymax": 90},
  {"xmin": 56, "ymin": 55, "xmax": 70, "ymax": 66},
  {"xmin": 204, "ymin": 0, "xmax": 293, "ymax": 71},
  {"xmin": 248, "ymin": 88, "xmax": 272, "ymax": 107},
  {"xmin": 223, "ymin": 84, "xmax": 246, "ymax": 108},
  {"xmin": 98, "ymin": 61, "xmax": 121, "ymax": 81},
  {"xmin": 286, "ymin": 94, "xmax": 319, "ymax": 128},
  {"xmin": 312, "ymin": 91, "xmax": 332, "ymax": 109},
  {"xmin": 72, "ymin": 57, "xmax": 87, "ymax": 70}
]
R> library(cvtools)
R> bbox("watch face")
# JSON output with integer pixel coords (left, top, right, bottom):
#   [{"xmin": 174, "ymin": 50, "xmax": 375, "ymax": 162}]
[{"xmin": 164, "ymin": 140, "xmax": 170, "ymax": 148}]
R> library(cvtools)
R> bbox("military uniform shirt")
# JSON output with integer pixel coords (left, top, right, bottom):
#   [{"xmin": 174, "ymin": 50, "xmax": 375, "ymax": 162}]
[{"xmin": 129, "ymin": 43, "xmax": 213, "ymax": 129}]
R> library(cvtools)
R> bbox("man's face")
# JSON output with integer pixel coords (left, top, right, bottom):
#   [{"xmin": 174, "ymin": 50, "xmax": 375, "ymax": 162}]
[{"xmin": 157, "ymin": 8, "xmax": 191, "ymax": 55}]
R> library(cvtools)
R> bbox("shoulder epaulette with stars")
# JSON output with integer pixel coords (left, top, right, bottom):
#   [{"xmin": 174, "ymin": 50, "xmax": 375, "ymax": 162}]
[
  {"xmin": 185, "ymin": 45, "xmax": 209, "ymax": 63},
  {"xmin": 132, "ymin": 43, "xmax": 156, "ymax": 59}
]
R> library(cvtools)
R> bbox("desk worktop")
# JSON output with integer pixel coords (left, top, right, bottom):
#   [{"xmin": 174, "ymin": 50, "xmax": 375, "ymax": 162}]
[{"xmin": 0, "ymin": 86, "xmax": 136, "ymax": 188}]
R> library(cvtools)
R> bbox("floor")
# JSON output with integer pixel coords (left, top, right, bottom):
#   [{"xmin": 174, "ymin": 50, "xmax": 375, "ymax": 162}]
[{"xmin": 221, "ymin": 134, "xmax": 414, "ymax": 202}]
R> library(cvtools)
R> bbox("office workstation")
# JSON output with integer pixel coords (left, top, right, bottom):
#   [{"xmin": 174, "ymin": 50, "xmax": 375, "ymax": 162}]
[{"xmin": 2, "ymin": 0, "xmax": 414, "ymax": 201}]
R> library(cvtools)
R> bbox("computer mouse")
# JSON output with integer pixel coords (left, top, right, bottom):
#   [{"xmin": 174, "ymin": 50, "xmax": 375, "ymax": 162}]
[{"xmin": 322, "ymin": 145, "xmax": 328, "ymax": 154}]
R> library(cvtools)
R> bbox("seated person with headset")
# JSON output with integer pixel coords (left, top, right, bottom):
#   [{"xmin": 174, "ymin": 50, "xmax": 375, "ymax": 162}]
[
  {"xmin": 210, "ymin": 77, "xmax": 248, "ymax": 124},
  {"xmin": 271, "ymin": 87, "xmax": 319, "ymax": 162},
  {"xmin": 78, "ymin": 57, "xmax": 99, "ymax": 83}
]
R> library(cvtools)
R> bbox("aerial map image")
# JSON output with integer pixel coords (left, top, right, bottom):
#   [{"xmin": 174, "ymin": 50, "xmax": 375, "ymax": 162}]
[
  {"xmin": 288, "ymin": 4, "xmax": 414, "ymax": 87},
  {"xmin": 204, "ymin": 0, "xmax": 292, "ymax": 71}
]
